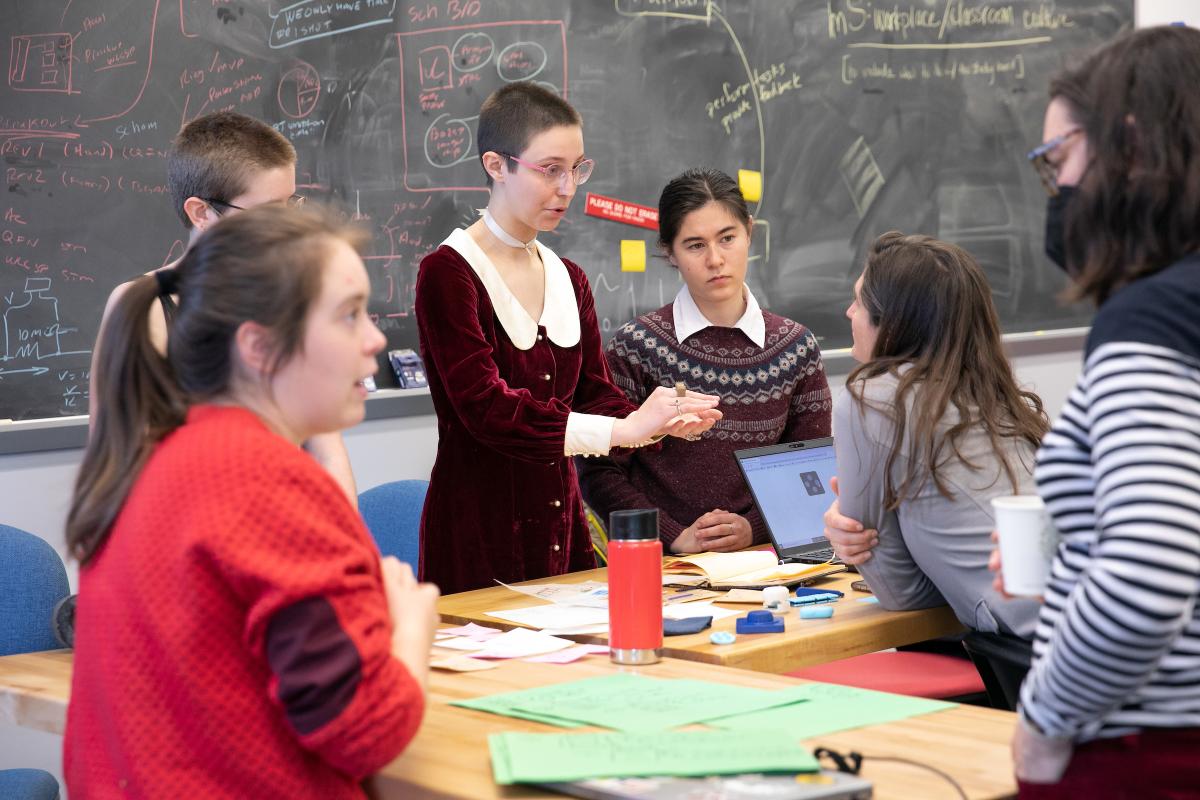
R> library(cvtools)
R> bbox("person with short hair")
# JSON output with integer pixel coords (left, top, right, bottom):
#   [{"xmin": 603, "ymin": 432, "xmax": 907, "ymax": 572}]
[
  {"xmin": 88, "ymin": 111, "xmax": 357, "ymax": 502},
  {"xmin": 578, "ymin": 167, "xmax": 831, "ymax": 553},
  {"xmin": 65, "ymin": 205, "xmax": 438, "ymax": 798},
  {"xmin": 829, "ymin": 231, "xmax": 1046, "ymax": 641},
  {"xmin": 415, "ymin": 83, "xmax": 721, "ymax": 594}
]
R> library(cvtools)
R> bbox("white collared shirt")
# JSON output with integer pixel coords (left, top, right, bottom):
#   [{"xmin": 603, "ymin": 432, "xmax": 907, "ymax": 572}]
[
  {"xmin": 671, "ymin": 284, "xmax": 766, "ymax": 348},
  {"xmin": 442, "ymin": 228, "xmax": 580, "ymax": 349},
  {"xmin": 441, "ymin": 228, "xmax": 613, "ymax": 457}
]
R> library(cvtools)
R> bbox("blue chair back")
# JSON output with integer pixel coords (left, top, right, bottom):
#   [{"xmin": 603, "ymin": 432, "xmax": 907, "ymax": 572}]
[
  {"xmin": 0, "ymin": 769, "xmax": 60, "ymax": 800},
  {"xmin": 0, "ymin": 525, "xmax": 69, "ymax": 656},
  {"xmin": 358, "ymin": 480, "xmax": 428, "ymax": 570}
]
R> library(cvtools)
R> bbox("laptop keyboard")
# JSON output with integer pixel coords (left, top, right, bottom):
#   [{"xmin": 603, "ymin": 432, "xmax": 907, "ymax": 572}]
[{"xmin": 799, "ymin": 546, "xmax": 836, "ymax": 562}]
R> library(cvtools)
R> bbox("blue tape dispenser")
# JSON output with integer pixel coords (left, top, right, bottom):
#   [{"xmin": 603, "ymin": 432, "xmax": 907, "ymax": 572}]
[{"xmin": 735, "ymin": 609, "xmax": 785, "ymax": 634}]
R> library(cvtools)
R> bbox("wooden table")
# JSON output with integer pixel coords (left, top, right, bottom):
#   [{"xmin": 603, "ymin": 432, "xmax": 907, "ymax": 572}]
[
  {"xmin": 0, "ymin": 649, "xmax": 1018, "ymax": 799},
  {"xmin": 439, "ymin": 569, "xmax": 966, "ymax": 673},
  {"xmin": 0, "ymin": 649, "xmax": 70, "ymax": 735}
]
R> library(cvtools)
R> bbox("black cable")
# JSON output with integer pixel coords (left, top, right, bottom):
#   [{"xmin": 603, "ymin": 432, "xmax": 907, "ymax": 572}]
[
  {"xmin": 864, "ymin": 755, "xmax": 968, "ymax": 800},
  {"xmin": 815, "ymin": 747, "xmax": 968, "ymax": 800}
]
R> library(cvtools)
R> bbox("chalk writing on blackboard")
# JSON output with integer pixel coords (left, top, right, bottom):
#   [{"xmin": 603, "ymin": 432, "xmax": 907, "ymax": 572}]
[
  {"xmin": 0, "ymin": 0, "xmax": 1128, "ymax": 421},
  {"xmin": 9, "ymin": 34, "xmax": 74, "ymax": 95},
  {"xmin": 397, "ymin": 20, "xmax": 567, "ymax": 192},
  {"xmin": 2, "ymin": 277, "xmax": 89, "ymax": 370}
]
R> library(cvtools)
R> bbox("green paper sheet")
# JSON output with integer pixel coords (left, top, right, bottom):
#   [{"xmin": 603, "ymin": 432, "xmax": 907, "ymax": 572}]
[
  {"xmin": 489, "ymin": 729, "xmax": 820, "ymax": 785},
  {"xmin": 451, "ymin": 693, "xmax": 586, "ymax": 728},
  {"xmin": 458, "ymin": 673, "xmax": 814, "ymax": 732},
  {"xmin": 706, "ymin": 681, "xmax": 955, "ymax": 738}
]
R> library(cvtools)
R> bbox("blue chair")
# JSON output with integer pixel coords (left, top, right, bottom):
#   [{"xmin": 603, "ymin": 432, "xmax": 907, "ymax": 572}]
[
  {"xmin": 0, "ymin": 770, "xmax": 59, "ymax": 800},
  {"xmin": 357, "ymin": 480, "xmax": 428, "ymax": 570},
  {"xmin": 0, "ymin": 525, "xmax": 67, "ymax": 799},
  {"xmin": 0, "ymin": 525, "xmax": 69, "ymax": 657}
]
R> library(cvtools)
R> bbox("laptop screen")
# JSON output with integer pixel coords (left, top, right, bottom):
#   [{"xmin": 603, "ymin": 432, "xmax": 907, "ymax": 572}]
[{"xmin": 735, "ymin": 438, "xmax": 838, "ymax": 552}]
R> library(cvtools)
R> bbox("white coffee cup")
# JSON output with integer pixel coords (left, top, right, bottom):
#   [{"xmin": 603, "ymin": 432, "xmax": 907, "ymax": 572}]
[{"xmin": 992, "ymin": 495, "xmax": 1058, "ymax": 596}]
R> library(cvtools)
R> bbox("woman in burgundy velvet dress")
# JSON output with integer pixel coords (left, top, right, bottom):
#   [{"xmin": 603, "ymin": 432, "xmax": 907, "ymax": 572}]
[{"xmin": 415, "ymin": 83, "xmax": 721, "ymax": 594}]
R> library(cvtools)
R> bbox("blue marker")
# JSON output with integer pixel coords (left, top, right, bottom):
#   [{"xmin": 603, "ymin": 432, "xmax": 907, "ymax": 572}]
[{"xmin": 789, "ymin": 592, "xmax": 840, "ymax": 606}]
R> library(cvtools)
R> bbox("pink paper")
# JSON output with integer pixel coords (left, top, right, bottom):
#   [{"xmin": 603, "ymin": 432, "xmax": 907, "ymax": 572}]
[
  {"xmin": 523, "ymin": 644, "xmax": 610, "ymax": 664},
  {"xmin": 439, "ymin": 623, "xmax": 505, "ymax": 641}
]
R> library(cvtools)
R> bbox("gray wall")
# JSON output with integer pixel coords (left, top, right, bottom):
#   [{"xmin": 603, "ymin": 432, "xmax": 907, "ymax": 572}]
[{"xmin": 0, "ymin": 340, "xmax": 1083, "ymax": 592}]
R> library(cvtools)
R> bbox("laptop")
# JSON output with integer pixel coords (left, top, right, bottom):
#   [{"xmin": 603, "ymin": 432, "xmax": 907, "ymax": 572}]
[{"xmin": 734, "ymin": 437, "xmax": 852, "ymax": 569}]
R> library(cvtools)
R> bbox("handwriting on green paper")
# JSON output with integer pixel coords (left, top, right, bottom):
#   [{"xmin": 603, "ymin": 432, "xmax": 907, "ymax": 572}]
[
  {"xmin": 451, "ymin": 693, "xmax": 585, "ymax": 728},
  {"xmin": 489, "ymin": 729, "xmax": 819, "ymax": 784},
  {"xmin": 706, "ymin": 681, "xmax": 954, "ymax": 738},
  {"xmin": 483, "ymin": 673, "xmax": 814, "ymax": 731}
]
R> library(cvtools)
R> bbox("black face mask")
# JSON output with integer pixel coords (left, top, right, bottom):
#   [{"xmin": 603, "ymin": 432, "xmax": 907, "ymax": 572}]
[{"xmin": 1044, "ymin": 185, "xmax": 1077, "ymax": 272}]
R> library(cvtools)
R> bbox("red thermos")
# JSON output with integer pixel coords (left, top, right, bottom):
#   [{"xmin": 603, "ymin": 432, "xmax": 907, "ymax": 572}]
[{"xmin": 607, "ymin": 509, "xmax": 663, "ymax": 665}]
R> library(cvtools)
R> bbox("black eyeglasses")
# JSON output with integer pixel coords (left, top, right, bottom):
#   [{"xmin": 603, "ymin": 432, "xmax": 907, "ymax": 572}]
[
  {"xmin": 203, "ymin": 194, "xmax": 306, "ymax": 215},
  {"xmin": 1026, "ymin": 129, "xmax": 1081, "ymax": 197}
]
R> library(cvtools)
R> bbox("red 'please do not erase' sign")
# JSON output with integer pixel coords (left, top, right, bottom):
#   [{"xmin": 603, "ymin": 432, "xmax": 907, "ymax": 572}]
[{"xmin": 584, "ymin": 192, "xmax": 659, "ymax": 231}]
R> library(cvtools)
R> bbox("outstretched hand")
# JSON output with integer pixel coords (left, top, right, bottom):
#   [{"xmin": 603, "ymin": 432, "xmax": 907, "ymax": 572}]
[{"xmin": 612, "ymin": 385, "xmax": 721, "ymax": 447}]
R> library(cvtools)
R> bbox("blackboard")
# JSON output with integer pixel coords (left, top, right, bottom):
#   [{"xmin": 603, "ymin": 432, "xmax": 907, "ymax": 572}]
[{"xmin": 1, "ymin": 0, "xmax": 1131, "ymax": 421}]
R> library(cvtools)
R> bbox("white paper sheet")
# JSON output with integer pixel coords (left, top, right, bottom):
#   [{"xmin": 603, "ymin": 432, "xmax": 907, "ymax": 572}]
[
  {"xmin": 541, "ymin": 623, "xmax": 611, "ymax": 637},
  {"xmin": 497, "ymin": 580, "xmax": 610, "ymax": 608},
  {"xmin": 486, "ymin": 604, "xmax": 610, "ymax": 630},
  {"xmin": 472, "ymin": 627, "xmax": 578, "ymax": 659},
  {"xmin": 523, "ymin": 644, "xmax": 610, "ymax": 663},
  {"xmin": 661, "ymin": 602, "xmax": 741, "ymax": 622}
]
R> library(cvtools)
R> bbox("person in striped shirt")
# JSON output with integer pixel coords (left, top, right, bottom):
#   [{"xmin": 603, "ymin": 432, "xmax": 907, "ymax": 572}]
[
  {"xmin": 825, "ymin": 25, "xmax": 1200, "ymax": 796},
  {"xmin": 1007, "ymin": 26, "xmax": 1200, "ymax": 796}
]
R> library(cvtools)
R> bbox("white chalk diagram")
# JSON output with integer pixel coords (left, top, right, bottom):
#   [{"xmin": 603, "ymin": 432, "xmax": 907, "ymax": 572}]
[{"xmin": 1, "ymin": 277, "xmax": 90, "ymax": 378}]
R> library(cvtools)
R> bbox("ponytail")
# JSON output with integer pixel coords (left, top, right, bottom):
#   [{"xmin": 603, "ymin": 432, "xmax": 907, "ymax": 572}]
[
  {"xmin": 67, "ymin": 275, "xmax": 186, "ymax": 565},
  {"xmin": 67, "ymin": 204, "xmax": 366, "ymax": 566}
]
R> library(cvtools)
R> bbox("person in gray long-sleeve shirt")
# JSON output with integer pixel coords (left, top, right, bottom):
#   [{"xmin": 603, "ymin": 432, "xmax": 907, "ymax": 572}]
[
  {"xmin": 835, "ymin": 372, "xmax": 1042, "ymax": 638},
  {"xmin": 831, "ymin": 231, "xmax": 1047, "ymax": 640}
]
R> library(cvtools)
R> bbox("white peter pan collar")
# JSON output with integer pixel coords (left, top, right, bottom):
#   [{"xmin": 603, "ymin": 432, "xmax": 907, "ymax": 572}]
[
  {"xmin": 442, "ymin": 228, "xmax": 581, "ymax": 350},
  {"xmin": 672, "ymin": 284, "xmax": 766, "ymax": 348}
]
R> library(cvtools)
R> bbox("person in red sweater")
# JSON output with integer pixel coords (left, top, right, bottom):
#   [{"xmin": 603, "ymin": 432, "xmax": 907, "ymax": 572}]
[
  {"xmin": 64, "ymin": 205, "xmax": 439, "ymax": 799},
  {"xmin": 578, "ymin": 168, "xmax": 832, "ymax": 553}
]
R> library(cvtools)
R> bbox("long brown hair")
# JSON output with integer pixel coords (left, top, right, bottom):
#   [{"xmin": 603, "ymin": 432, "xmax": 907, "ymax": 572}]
[
  {"xmin": 67, "ymin": 205, "xmax": 365, "ymax": 565},
  {"xmin": 1053, "ymin": 26, "xmax": 1200, "ymax": 305},
  {"xmin": 847, "ymin": 232, "xmax": 1049, "ymax": 509}
]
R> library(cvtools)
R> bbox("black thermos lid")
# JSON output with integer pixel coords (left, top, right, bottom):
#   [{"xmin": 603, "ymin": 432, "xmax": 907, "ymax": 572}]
[{"xmin": 608, "ymin": 509, "xmax": 659, "ymax": 541}]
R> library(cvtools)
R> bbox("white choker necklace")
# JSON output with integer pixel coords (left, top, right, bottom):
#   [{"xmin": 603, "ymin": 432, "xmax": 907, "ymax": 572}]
[{"xmin": 481, "ymin": 209, "xmax": 537, "ymax": 255}]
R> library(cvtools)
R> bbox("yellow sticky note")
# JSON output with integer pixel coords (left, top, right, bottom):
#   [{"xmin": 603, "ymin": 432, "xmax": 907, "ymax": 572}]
[
  {"xmin": 738, "ymin": 168, "xmax": 763, "ymax": 203},
  {"xmin": 621, "ymin": 239, "xmax": 646, "ymax": 272}
]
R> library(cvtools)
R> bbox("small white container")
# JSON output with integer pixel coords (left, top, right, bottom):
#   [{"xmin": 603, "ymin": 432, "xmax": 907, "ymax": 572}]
[{"xmin": 762, "ymin": 586, "xmax": 789, "ymax": 611}]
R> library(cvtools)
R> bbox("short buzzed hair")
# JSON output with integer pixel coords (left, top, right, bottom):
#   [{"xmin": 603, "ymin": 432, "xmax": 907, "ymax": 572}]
[
  {"xmin": 167, "ymin": 111, "xmax": 296, "ymax": 228},
  {"xmin": 476, "ymin": 82, "xmax": 581, "ymax": 187}
]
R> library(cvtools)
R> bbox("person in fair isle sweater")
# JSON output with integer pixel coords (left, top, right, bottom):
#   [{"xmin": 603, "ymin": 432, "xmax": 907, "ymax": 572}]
[{"xmin": 578, "ymin": 168, "xmax": 831, "ymax": 553}]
